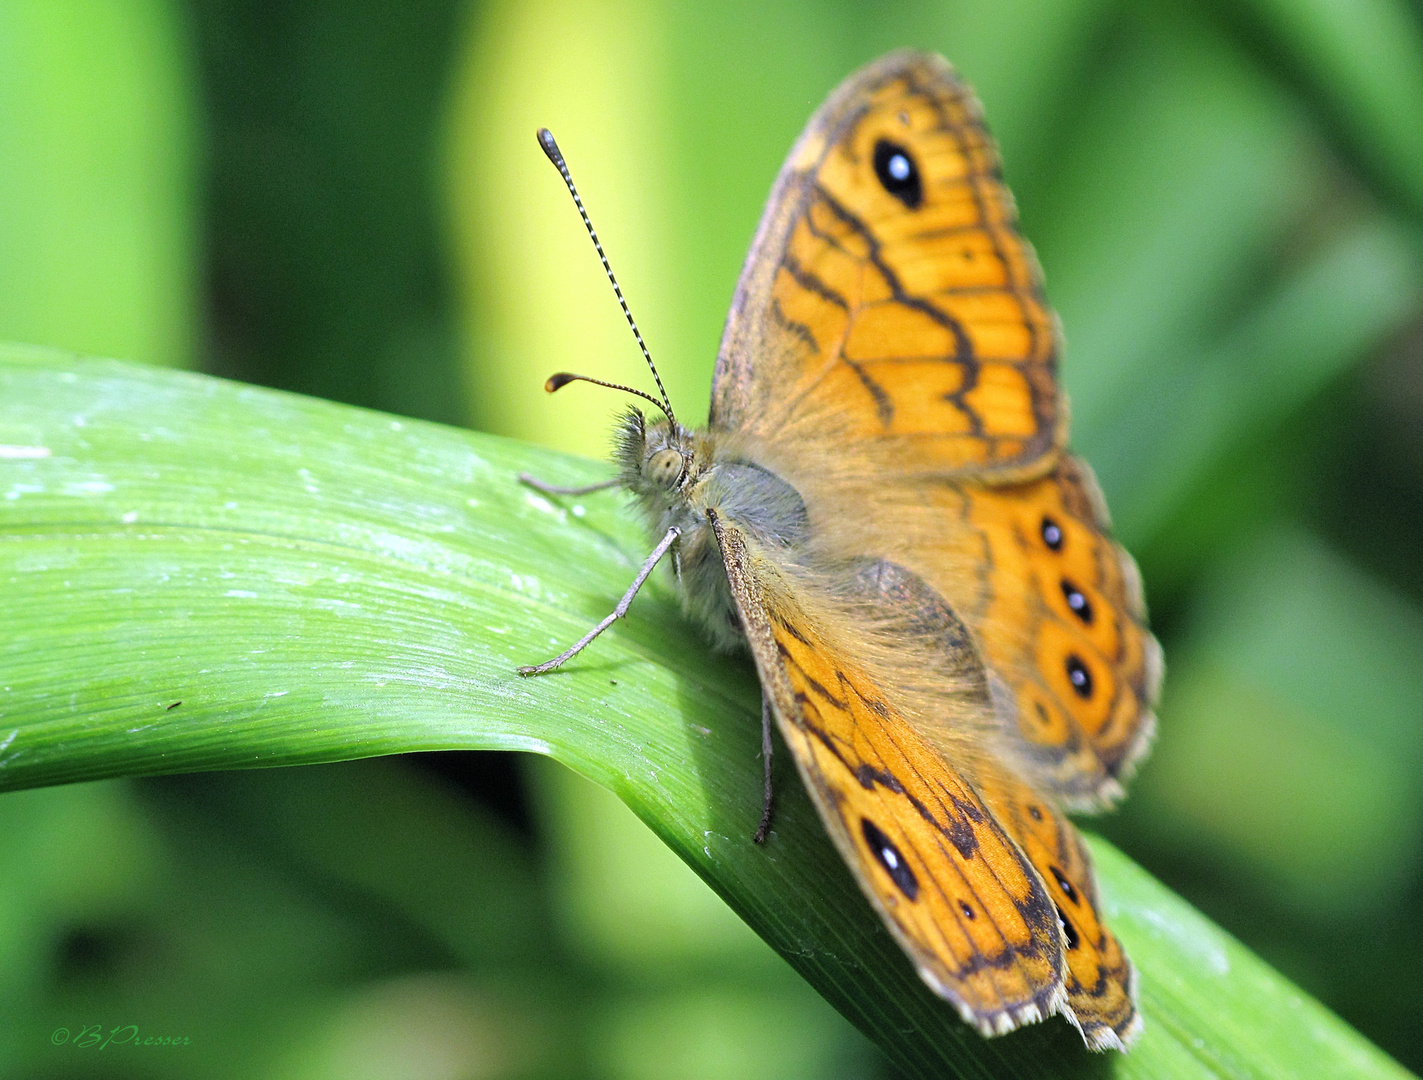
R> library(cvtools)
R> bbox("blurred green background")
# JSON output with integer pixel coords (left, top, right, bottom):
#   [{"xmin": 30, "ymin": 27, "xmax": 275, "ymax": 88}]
[{"xmin": 2, "ymin": 0, "xmax": 1423, "ymax": 1077}]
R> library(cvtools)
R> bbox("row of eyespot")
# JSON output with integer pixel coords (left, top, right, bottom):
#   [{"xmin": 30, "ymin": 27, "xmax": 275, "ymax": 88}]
[{"xmin": 1042, "ymin": 515, "xmax": 1096, "ymax": 701}]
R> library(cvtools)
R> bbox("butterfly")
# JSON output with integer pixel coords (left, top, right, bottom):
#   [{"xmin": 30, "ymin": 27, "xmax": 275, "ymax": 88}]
[{"xmin": 519, "ymin": 50, "xmax": 1161, "ymax": 1052}]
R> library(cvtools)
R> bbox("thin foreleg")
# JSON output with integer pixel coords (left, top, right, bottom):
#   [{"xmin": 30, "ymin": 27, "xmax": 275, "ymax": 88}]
[{"xmin": 518, "ymin": 526, "xmax": 680, "ymax": 676}]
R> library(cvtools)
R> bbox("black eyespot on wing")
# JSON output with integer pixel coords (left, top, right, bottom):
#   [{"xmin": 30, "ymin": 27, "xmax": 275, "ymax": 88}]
[
  {"xmin": 873, "ymin": 139, "xmax": 923, "ymax": 209},
  {"xmin": 1041, "ymin": 516, "xmax": 1064, "ymax": 551},
  {"xmin": 862, "ymin": 818, "xmax": 919, "ymax": 900},
  {"xmin": 1066, "ymin": 654, "xmax": 1093, "ymax": 699},
  {"xmin": 1055, "ymin": 903, "xmax": 1080, "ymax": 950},
  {"xmin": 959, "ymin": 900, "xmax": 976, "ymax": 920},
  {"xmin": 1027, "ymin": 804, "xmax": 1044, "ymax": 822},
  {"xmin": 1061, "ymin": 579, "xmax": 1094, "ymax": 624},
  {"xmin": 1050, "ymin": 865, "xmax": 1079, "ymax": 905}
]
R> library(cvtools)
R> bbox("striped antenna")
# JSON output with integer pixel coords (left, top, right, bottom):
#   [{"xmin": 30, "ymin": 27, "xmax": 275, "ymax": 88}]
[{"xmin": 536, "ymin": 127, "xmax": 677, "ymax": 428}]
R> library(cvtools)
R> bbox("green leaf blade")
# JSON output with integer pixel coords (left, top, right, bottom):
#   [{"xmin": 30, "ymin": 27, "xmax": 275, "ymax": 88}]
[{"xmin": 0, "ymin": 345, "xmax": 1410, "ymax": 1078}]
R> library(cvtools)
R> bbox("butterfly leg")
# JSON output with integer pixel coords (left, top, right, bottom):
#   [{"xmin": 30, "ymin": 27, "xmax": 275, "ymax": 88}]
[
  {"xmin": 518, "ymin": 526, "xmax": 681, "ymax": 676},
  {"xmin": 518, "ymin": 473, "xmax": 622, "ymax": 497},
  {"xmin": 753, "ymin": 693, "xmax": 775, "ymax": 844}
]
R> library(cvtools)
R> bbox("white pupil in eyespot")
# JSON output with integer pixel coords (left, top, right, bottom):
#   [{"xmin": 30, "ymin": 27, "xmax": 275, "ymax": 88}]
[{"xmin": 888, "ymin": 154, "xmax": 910, "ymax": 181}]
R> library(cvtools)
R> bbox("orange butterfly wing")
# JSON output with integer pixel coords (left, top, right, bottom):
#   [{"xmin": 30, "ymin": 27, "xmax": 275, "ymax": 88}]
[
  {"xmin": 708, "ymin": 48, "xmax": 1159, "ymax": 802},
  {"xmin": 958, "ymin": 457, "xmax": 1161, "ymax": 805},
  {"xmin": 881, "ymin": 457, "xmax": 1162, "ymax": 806},
  {"xmin": 699, "ymin": 51, "xmax": 1157, "ymax": 1047},
  {"xmin": 712, "ymin": 508, "xmax": 1145, "ymax": 1044},
  {"xmin": 974, "ymin": 760, "xmax": 1141, "ymax": 1049},
  {"xmin": 709, "ymin": 513, "xmax": 1068, "ymax": 1035},
  {"xmin": 711, "ymin": 50, "xmax": 1061, "ymax": 480}
]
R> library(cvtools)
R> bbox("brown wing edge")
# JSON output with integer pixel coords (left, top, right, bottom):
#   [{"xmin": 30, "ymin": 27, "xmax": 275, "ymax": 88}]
[
  {"xmin": 707, "ymin": 509, "xmax": 1074, "ymax": 1040},
  {"xmin": 710, "ymin": 49, "xmax": 1066, "ymax": 482}
]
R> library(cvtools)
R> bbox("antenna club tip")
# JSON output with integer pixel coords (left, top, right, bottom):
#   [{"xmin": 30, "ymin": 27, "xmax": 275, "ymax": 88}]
[
  {"xmin": 545, "ymin": 372, "xmax": 576, "ymax": 393},
  {"xmin": 536, "ymin": 128, "xmax": 562, "ymax": 165}
]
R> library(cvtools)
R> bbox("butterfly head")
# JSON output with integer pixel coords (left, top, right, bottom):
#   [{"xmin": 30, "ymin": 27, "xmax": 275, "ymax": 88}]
[{"xmin": 613, "ymin": 408, "xmax": 699, "ymax": 498}]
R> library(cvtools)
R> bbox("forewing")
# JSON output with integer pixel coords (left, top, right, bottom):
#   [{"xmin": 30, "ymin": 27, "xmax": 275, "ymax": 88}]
[
  {"xmin": 709, "ymin": 512, "xmax": 1068, "ymax": 1036},
  {"xmin": 711, "ymin": 51, "xmax": 1062, "ymax": 479},
  {"xmin": 790, "ymin": 538, "xmax": 1141, "ymax": 1045}
]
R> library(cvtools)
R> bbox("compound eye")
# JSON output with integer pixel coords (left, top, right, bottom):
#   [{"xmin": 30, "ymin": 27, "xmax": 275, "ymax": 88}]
[{"xmin": 647, "ymin": 448, "xmax": 684, "ymax": 489}]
